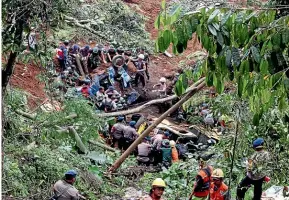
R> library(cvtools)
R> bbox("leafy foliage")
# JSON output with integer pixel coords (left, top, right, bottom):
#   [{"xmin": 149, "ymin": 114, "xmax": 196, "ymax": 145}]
[
  {"xmin": 68, "ymin": 0, "xmax": 153, "ymax": 50},
  {"xmin": 156, "ymin": 2, "xmax": 289, "ymax": 124}
]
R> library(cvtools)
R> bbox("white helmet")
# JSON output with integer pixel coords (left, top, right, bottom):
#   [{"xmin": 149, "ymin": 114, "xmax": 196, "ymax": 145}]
[
  {"xmin": 138, "ymin": 54, "xmax": 145, "ymax": 60},
  {"xmin": 169, "ymin": 140, "xmax": 176, "ymax": 147},
  {"xmin": 159, "ymin": 77, "xmax": 166, "ymax": 83}
]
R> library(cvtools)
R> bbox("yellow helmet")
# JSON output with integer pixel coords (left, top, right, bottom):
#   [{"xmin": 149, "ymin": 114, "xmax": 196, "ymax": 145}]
[
  {"xmin": 152, "ymin": 178, "xmax": 166, "ymax": 187},
  {"xmin": 212, "ymin": 169, "xmax": 224, "ymax": 178}
]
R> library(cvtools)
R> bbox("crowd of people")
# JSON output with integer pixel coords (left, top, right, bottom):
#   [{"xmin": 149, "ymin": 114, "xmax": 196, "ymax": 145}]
[
  {"xmin": 53, "ymin": 138, "xmax": 272, "ymax": 200},
  {"xmin": 55, "ymin": 40, "xmax": 169, "ymax": 112}
]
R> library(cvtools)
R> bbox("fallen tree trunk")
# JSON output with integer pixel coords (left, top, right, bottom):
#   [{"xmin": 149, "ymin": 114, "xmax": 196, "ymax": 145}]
[
  {"xmin": 68, "ymin": 126, "xmax": 88, "ymax": 154},
  {"xmin": 88, "ymin": 140, "xmax": 116, "ymax": 152},
  {"xmin": 97, "ymin": 77, "xmax": 205, "ymax": 117},
  {"xmin": 15, "ymin": 109, "xmax": 36, "ymax": 120},
  {"xmin": 108, "ymin": 79, "xmax": 206, "ymax": 172},
  {"xmin": 64, "ymin": 15, "xmax": 107, "ymax": 41}
]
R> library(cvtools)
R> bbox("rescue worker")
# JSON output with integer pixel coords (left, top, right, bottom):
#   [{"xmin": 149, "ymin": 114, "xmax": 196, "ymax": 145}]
[
  {"xmin": 133, "ymin": 54, "xmax": 146, "ymax": 89},
  {"xmin": 105, "ymin": 86, "xmax": 120, "ymax": 96},
  {"xmin": 170, "ymin": 140, "xmax": 179, "ymax": 163},
  {"xmin": 160, "ymin": 139, "xmax": 172, "ymax": 168},
  {"xmin": 209, "ymin": 169, "xmax": 230, "ymax": 200},
  {"xmin": 107, "ymin": 45, "xmax": 116, "ymax": 62},
  {"xmin": 79, "ymin": 45, "xmax": 90, "ymax": 75},
  {"xmin": 123, "ymin": 121, "xmax": 138, "ymax": 150},
  {"xmin": 143, "ymin": 178, "xmax": 166, "ymax": 200},
  {"xmin": 236, "ymin": 138, "xmax": 271, "ymax": 200},
  {"xmin": 53, "ymin": 170, "xmax": 86, "ymax": 200},
  {"xmin": 151, "ymin": 130, "xmax": 164, "ymax": 166},
  {"xmin": 189, "ymin": 157, "xmax": 213, "ymax": 200},
  {"xmin": 103, "ymin": 93, "xmax": 117, "ymax": 112},
  {"xmin": 56, "ymin": 45, "xmax": 66, "ymax": 71},
  {"xmin": 137, "ymin": 137, "xmax": 152, "ymax": 166},
  {"xmin": 110, "ymin": 116, "xmax": 125, "ymax": 150},
  {"xmin": 89, "ymin": 47, "xmax": 101, "ymax": 69},
  {"xmin": 153, "ymin": 77, "xmax": 167, "ymax": 96},
  {"xmin": 139, "ymin": 48, "xmax": 150, "ymax": 80}
]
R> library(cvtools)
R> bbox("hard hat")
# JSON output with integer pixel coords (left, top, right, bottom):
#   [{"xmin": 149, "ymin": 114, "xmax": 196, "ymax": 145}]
[
  {"xmin": 65, "ymin": 170, "xmax": 77, "ymax": 177},
  {"xmin": 162, "ymin": 139, "xmax": 170, "ymax": 147},
  {"xmin": 64, "ymin": 40, "xmax": 69, "ymax": 45},
  {"xmin": 138, "ymin": 54, "xmax": 145, "ymax": 60},
  {"xmin": 93, "ymin": 47, "xmax": 98, "ymax": 53},
  {"xmin": 212, "ymin": 168, "xmax": 224, "ymax": 178},
  {"xmin": 164, "ymin": 131, "xmax": 170, "ymax": 137},
  {"xmin": 152, "ymin": 178, "xmax": 166, "ymax": 187},
  {"xmin": 85, "ymin": 45, "xmax": 90, "ymax": 49},
  {"xmin": 129, "ymin": 121, "xmax": 136, "ymax": 127},
  {"xmin": 108, "ymin": 86, "xmax": 114, "ymax": 91},
  {"xmin": 169, "ymin": 140, "xmax": 176, "ymax": 147},
  {"xmin": 159, "ymin": 77, "xmax": 166, "ymax": 83},
  {"xmin": 117, "ymin": 116, "xmax": 124, "ymax": 121},
  {"xmin": 253, "ymin": 138, "xmax": 264, "ymax": 149}
]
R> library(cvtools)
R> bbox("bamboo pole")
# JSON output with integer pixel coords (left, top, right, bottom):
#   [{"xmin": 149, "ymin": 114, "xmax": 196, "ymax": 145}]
[{"xmin": 108, "ymin": 79, "xmax": 206, "ymax": 172}]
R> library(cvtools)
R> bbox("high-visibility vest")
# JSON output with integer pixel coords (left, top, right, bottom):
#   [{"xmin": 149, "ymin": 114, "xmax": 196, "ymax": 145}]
[
  {"xmin": 209, "ymin": 182, "xmax": 228, "ymax": 200},
  {"xmin": 193, "ymin": 166, "xmax": 213, "ymax": 197}
]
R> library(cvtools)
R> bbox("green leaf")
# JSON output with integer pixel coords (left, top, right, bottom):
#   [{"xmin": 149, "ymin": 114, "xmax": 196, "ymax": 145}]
[
  {"xmin": 282, "ymin": 29, "xmax": 289, "ymax": 45},
  {"xmin": 208, "ymin": 25, "xmax": 217, "ymax": 36},
  {"xmin": 155, "ymin": 14, "xmax": 161, "ymax": 29},
  {"xmin": 232, "ymin": 47, "xmax": 240, "ymax": 66},
  {"xmin": 206, "ymin": 71, "xmax": 214, "ymax": 87},
  {"xmin": 260, "ymin": 59, "xmax": 269, "ymax": 75},
  {"xmin": 221, "ymin": 11, "xmax": 232, "ymax": 26},
  {"xmin": 251, "ymin": 46, "xmax": 261, "ymax": 63},
  {"xmin": 162, "ymin": 29, "xmax": 172, "ymax": 49},
  {"xmin": 216, "ymin": 78, "xmax": 224, "ymax": 94},
  {"xmin": 212, "ymin": 23, "xmax": 220, "ymax": 31},
  {"xmin": 226, "ymin": 49, "xmax": 232, "ymax": 67},
  {"xmin": 240, "ymin": 60, "xmax": 249, "ymax": 74},
  {"xmin": 175, "ymin": 78, "xmax": 185, "ymax": 96},
  {"xmin": 253, "ymin": 112, "xmax": 260, "ymax": 126},
  {"xmin": 217, "ymin": 32, "xmax": 224, "ymax": 46},
  {"xmin": 158, "ymin": 36, "xmax": 166, "ymax": 52},
  {"xmin": 170, "ymin": 5, "xmax": 182, "ymax": 24},
  {"xmin": 278, "ymin": 94, "xmax": 287, "ymax": 112},
  {"xmin": 238, "ymin": 75, "xmax": 243, "ymax": 97},
  {"xmin": 161, "ymin": 0, "xmax": 166, "ymax": 10},
  {"xmin": 208, "ymin": 9, "xmax": 220, "ymax": 24}
]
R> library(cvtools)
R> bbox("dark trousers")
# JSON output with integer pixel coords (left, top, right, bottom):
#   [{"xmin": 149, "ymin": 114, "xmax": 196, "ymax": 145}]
[
  {"xmin": 145, "ymin": 65, "xmax": 150, "ymax": 80},
  {"xmin": 58, "ymin": 59, "xmax": 66, "ymax": 71},
  {"xmin": 112, "ymin": 137, "xmax": 125, "ymax": 150},
  {"xmin": 135, "ymin": 73, "xmax": 145, "ymax": 87},
  {"xmin": 123, "ymin": 139, "xmax": 133, "ymax": 151},
  {"xmin": 152, "ymin": 150, "xmax": 162, "ymax": 166},
  {"xmin": 237, "ymin": 176, "xmax": 264, "ymax": 200}
]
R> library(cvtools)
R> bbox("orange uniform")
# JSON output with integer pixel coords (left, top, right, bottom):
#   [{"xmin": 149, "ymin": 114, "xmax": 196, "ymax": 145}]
[
  {"xmin": 193, "ymin": 166, "xmax": 213, "ymax": 198},
  {"xmin": 171, "ymin": 147, "xmax": 179, "ymax": 163},
  {"xmin": 209, "ymin": 182, "xmax": 229, "ymax": 200}
]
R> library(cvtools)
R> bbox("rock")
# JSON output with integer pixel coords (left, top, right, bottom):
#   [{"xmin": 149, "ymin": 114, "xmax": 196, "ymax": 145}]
[{"xmin": 123, "ymin": 187, "xmax": 143, "ymax": 199}]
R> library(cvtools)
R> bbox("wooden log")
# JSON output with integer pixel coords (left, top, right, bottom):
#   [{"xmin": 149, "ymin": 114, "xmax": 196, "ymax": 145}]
[
  {"xmin": 108, "ymin": 78, "xmax": 206, "ymax": 172},
  {"xmin": 88, "ymin": 140, "xmax": 116, "ymax": 152},
  {"xmin": 15, "ymin": 109, "xmax": 36, "ymax": 120},
  {"xmin": 96, "ymin": 77, "xmax": 205, "ymax": 117}
]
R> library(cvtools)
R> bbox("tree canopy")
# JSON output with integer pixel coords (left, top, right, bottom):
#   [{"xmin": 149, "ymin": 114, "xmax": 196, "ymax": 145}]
[{"xmin": 155, "ymin": 1, "xmax": 289, "ymax": 125}]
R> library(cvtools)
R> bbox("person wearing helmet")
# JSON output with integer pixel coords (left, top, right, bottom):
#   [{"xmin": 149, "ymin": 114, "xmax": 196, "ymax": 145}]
[
  {"xmin": 236, "ymin": 138, "xmax": 271, "ymax": 200},
  {"xmin": 139, "ymin": 48, "xmax": 150, "ymax": 80},
  {"xmin": 110, "ymin": 116, "xmax": 126, "ymax": 150},
  {"xmin": 137, "ymin": 137, "xmax": 152, "ymax": 166},
  {"xmin": 88, "ymin": 47, "xmax": 102, "ymax": 70},
  {"xmin": 105, "ymin": 86, "xmax": 120, "ymax": 96},
  {"xmin": 133, "ymin": 54, "xmax": 147, "ymax": 89},
  {"xmin": 160, "ymin": 139, "xmax": 172, "ymax": 168},
  {"xmin": 189, "ymin": 157, "xmax": 213, "ymax": 200},
  {"xmin": 107, "ymin": 45, "xmax": 116, "ymax": 62},
  {"xmin": 170, "ymin": 140, "xmax": 179, "ymax": 163},
  {"xmin": 209, "ymin": 169, "xmax": 230, "ymax": 200},
  {"xmin": 123, "ymin": 121, "xmax": 138, "ymax": 150},
  {"xmin": 53, "ymin": 170, "xmax": 86, "ymax": 200},
  {"xmin": 143, "ymin": 178, "xmax": 166, "ymax": 200},
  {"xmin": 153, "ymin": 77, "xmax": 167, "ymax": 96},
  {"xmin": 117, "ymin": 46, "xmax": 125, "ymax": 55},
  {"xmin": 80, "ymin": 45, "xmax": 91, "ymax": 75}
]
